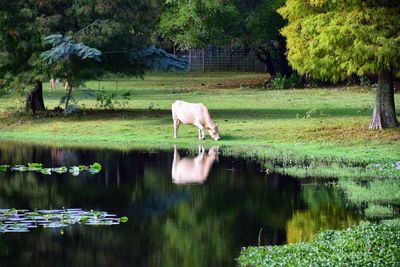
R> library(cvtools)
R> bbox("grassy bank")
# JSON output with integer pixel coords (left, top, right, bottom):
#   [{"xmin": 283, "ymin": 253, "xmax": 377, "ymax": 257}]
[{"xmin": 0, "ymin": 72, "xmax": 399, "ymax": 178}]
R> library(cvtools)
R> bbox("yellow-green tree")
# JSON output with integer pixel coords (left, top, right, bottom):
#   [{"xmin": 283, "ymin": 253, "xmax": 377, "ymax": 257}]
[{"xmin": 279, "ymin": 1, "xmax": 399, "ymax": 129}]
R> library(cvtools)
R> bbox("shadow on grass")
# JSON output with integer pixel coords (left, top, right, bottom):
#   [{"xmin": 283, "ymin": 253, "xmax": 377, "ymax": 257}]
[
  {"xmin": 11, "ymin": 106, "xmax": 370, "ymax": 125},
  {"xmin": 42, "ymin": 88, "xmax": 179, "ymax": 101}
]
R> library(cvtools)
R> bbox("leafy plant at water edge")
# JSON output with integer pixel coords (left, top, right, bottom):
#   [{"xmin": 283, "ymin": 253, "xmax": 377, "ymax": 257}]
[
  {"xmin": 366, "ymin": 161, "xmax": 400, "ymax": 178},
  {"xmin": 238, "ymin": 223, "xmax": 400, "ymax": 267},
  {"xmin": 339, "ymin": 179, "xmax": 400, "ymax": 219}
]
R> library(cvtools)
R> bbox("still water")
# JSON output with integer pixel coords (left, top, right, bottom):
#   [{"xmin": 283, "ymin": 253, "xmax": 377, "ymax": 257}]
[{"xmin": 0, "ymin": 142, "xmax": 360, "ymax": 266}]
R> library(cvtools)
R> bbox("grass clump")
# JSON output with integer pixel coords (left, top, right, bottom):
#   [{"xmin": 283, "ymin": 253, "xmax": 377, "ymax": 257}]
[
  {"xmin": 339, "ymin": 179, "xmax": 400, "ymax": 206},
  {"xmin": 339, "ymin": 179, "xmax": 400, "ymax": 218},
  {"xmin": 238, "ymin": 223, "xmax": 400, "ymax": 267},
  {"xmin": 364, "ymin": 204, "xmax": 393, "ymax": 219}
]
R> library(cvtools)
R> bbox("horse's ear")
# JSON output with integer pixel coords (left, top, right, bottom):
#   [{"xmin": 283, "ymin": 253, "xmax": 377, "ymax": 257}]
[{"xmin": 215, "ymin": 124, "xmax": 219, "ymax": 128}]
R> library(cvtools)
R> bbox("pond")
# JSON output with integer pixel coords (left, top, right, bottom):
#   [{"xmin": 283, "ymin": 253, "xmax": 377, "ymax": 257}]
[{"xmin": 0, "ymin": 142, "xmax": 361, "ymax": 266}]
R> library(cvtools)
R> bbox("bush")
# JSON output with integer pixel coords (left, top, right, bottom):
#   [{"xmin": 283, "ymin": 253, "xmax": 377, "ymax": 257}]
[
  {"xmin": 359, "ymin": 76, "xmax": 372, "ymax": 86},
  {"xmin": 238, "ymin": 223, "xmax": 400, "ymax": 267},
  {"xmin": 270, "ymin": 73, "xmax": 303, "ymax": 89},
  {"xmin": 96, "ymin": 90, "xmax": 130, "ymax": 110}
]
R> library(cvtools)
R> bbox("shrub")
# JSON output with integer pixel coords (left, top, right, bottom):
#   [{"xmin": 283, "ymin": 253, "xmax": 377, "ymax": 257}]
[
  {"xmin": 96, "ymin": 90, "xmax": 131, "ymax": 110},
  {"xmin": 270, "ymin": 73, "xmax": 303, "ymax": 89},
  {"xmin": 238, "ymin": 223, "xmax": 400, "ymax": 267}
]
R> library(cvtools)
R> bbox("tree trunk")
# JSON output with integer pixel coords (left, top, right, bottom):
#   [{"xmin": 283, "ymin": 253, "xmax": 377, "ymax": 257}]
[
  {"xmin": 255, "ymin": 49, "xmax": 276, "ymax": 77},
  {"xmin": 65, "ymin": 84, "xmax": 73, "ymax": 110},
  {"xmin": 25, "ymin": 81, "xmax": 45, "ymax": 112},
  {"xmin": 277, "ymin": 36, "xmax": 293, "ymax": 77},
  {"xmin": 369, "ymin": 69, "xmax": 399, "ymax": 129}
]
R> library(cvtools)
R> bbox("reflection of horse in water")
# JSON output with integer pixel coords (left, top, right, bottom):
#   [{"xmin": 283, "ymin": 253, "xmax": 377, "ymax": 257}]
[{"xmin": 172, "ymin": 145, "xmax": 219, "ymax": 184}]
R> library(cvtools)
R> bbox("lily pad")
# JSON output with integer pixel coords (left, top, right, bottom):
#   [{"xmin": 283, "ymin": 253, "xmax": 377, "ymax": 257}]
[
  {"xmin": 90, "ymin": 162, "xmax": 102, "ymax": 172},
  {"xmin": 0, "ymin": 165, "xmax": 10, "ymax": 172},
  {"xmin": 52, "ymin": 166, "xmax": 67, "ymax": 174},
  {"xmin": 2, "ymin": 162, "xmax": 102, "ymax": 176},
  {"xmin": 0, "ymin": 208, "xmax": 127, "ymax": 233}
]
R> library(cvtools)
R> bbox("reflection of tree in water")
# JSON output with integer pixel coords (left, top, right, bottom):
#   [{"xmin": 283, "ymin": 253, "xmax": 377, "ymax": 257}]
[
  {"xmin": 50, "ymin": 147, "xmax": 80, "ymax": 166},
  {"xmin": 151, "ymin": 157, "xmax": 305, "ymax": 267},
  {"xmin": 286, "ymin": 186, "xmax": 360, "ymax": 243}
]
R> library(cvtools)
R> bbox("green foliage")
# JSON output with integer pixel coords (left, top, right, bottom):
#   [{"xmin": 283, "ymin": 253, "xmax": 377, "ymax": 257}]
[
  {"xmin": 41, "ymin": 34, "xmax": 102, "ymax": 64},
  {"xmin": 96, "ymin": 90, "xmax": 130, "ymax": 110},
  {"xmin": 96, "ymin": 91, "xmax": 118, "ymax": 110},
  {"xmin": 131, "ymin": 46, "xmax": 188, "ymax": 71},
  {"xmin": 241, "ymin": 0, "xmax": 286, "ymax": 46},
  {"xmin": 270, "ymin": 73, "xmax": 303, "ymax": 89},
  {"xmin": 339, "ymin": 177, "xmax": 400, "ymax": 218},
  {"xmin": 158, "ymin": 0, "xmax": 290, "ymax": 75},
  {"xmin": 0, "ymin": 208, "xmax": 125, "ymax": 233},
  {"xmin": 366, "ymin": 161, "xmax": 400, "ymax": 178},
  {"xmin": 278, "ymin": 1, "xmax": 400, "ymax": 81},
  {"xmin": 0, "ymin": 165, "xmax": 9, "ymax": 172},
  {"xmin": 364, "ymin": 204, "xmax": 393, "ymax": 219},
  {"xmin": 159, "ymin": 0, "xmax": 239, "ymax": 48},
  {"xmin": 238, "ymin": 223, "xmax": 400, "ymax": 267},
  {"xmin": 120, "ymin": 216, "xmax": 128, "ymax": 223},
  {"xmin": 90, "ymin": 162, "xmax": 102, "ymax": 172},
  {"xmin": 3, "ymin": 162, "xmax": 102, "ymax": 176},
  {"xmin": 0, "ymin": 1, "xmax": 47, "ymax": 93},
  {"xmin": 339, "ymin": 179, "xmax": 400, "ymax": 207},
  {"xmin": 0, "ymin": 0, "xmax": 162, "ymax": 96},
  {"xmin": 359, "ymin": 76, "xmax": 372, "ymax": 86}
]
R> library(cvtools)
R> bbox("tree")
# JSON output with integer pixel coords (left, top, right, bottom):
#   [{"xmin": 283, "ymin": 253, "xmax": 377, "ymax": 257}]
[
  {"xmin": 159, "ymin": 0, "xmax": 238, "ymax": 48},
  {"xmin": 237, "ymin": 0, "xmax": 290, "ymax": 77},
  {"xmin": 0, "ymin": 1, "xmax": 49, "ymax": 112},
  {"xmin": 41, "ymin": 34, "xmax": 102, "ymax": 110},
  {"xmin": 158, "ymin": 0, "xmax": 290, "ymax": 77},
  {"xmin": 0, "ymin": 0, "xmax": 162, "ymax": 112},
  {"xmin": 279, "ymin": 0, "xmax": 400, "ymax": 129}
]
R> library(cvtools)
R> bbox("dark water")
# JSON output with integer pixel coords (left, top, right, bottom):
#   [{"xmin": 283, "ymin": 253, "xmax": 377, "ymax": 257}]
[{"xmin": 0, "ymin": 142, "xmax": 360, "ymax": 267}]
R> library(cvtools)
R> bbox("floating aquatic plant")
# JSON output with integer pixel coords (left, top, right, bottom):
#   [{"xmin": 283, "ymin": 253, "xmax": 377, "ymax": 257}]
[
  {"xmin": 0, "ymin": 162, "xmax": 102, "ymax": 176},
  {"xmin": 0, "ymin": 208, "xmax": 127, "ymax": 233},
  {"xmin": 0, "ymin": 165, "xmax": 10, "ymax": 172}
]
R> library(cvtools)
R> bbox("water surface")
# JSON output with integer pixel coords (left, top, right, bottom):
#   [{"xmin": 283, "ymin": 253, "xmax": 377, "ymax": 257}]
[{"xmin": 0, "ymin": 142, "xmax": 360, "ymax": 266}]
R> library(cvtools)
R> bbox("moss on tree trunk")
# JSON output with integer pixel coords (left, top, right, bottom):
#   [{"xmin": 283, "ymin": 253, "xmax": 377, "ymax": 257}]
[
  {"xmin": 25, "ymin": 81, "xmax": 45, "ymax": 113},
  {"xmin": 369, "ymin": 69, "xmax": 399, "ymax": 130}
]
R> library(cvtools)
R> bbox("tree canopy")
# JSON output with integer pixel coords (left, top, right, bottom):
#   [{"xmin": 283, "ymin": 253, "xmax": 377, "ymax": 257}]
[
  {"xmin": 159, "ymin": 0, "xmax": 290, "ymax": 76},
  {"xmin": 0, "ymin": 0, "xmax": 162, "ymax": 92},
  {"xmin": 278, "ymin": 0, "xmax": 400, "ymax": 81},
  {"xmin": 279, "ymin": 0, "xmax": 400, "ymax": 129},
  {"xmin": 159, "ymin": 0, "xmax": 238, "ymax": 48}
]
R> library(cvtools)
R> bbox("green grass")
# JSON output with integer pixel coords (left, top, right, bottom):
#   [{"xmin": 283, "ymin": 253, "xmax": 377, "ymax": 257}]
[
  {"xmin": 364, "ymin": 204, "xmax": 394, "ymax": 219},
  {"xmin": 0, "ymin": 71, "xmax": 399, "ymax": 177},
  {"xmin": 237, "ymin": 223, "xmax": 400, "ymax": 267},
  {"xmin": 339, "ymin": 179, "xmax": 400, "ymax": 206}
]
